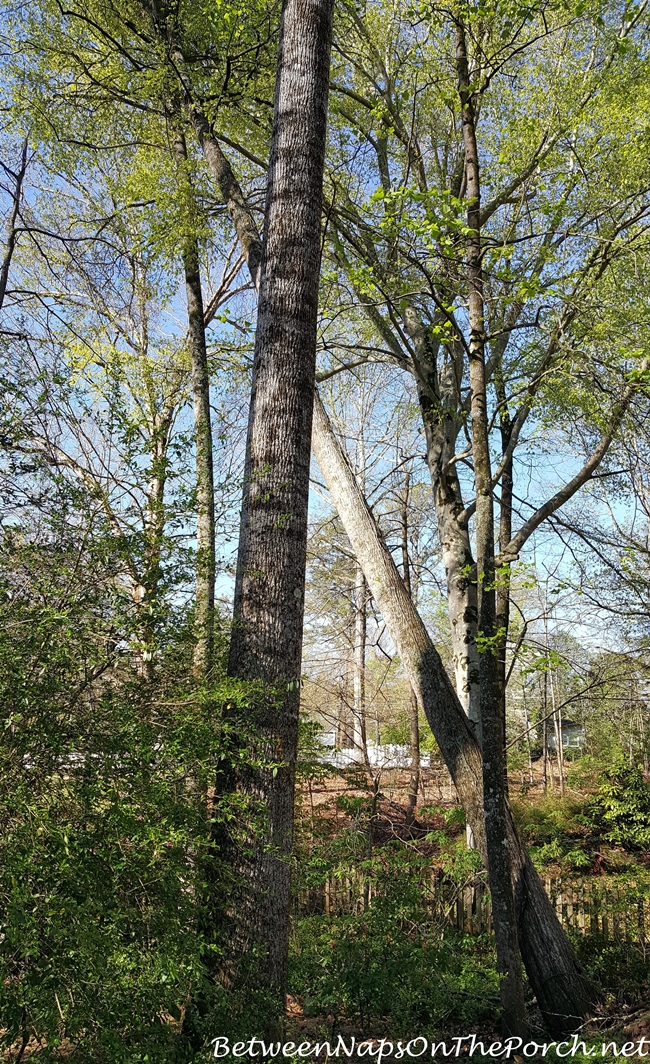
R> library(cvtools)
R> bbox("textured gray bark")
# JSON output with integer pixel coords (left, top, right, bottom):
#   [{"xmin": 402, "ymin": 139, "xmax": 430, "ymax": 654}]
[
  {"xmin": 402, "ymin": 309, "xmax": 481, "ymax": 731},
  {"xmin": 455, "ymin": 20, "xmax": 527, "ymax": 1034},
  {"xmin": 352, "ymin": 565, "xmax": 369, "ymax": 765},
  {"xmin": 311, "ymin": 391, "xmax": 592, "ymax": 1034},
  {"xmin": 173, "ymin": 132, "xmax": 216, "ymax": 677},
  {"xmin": 400, "ymin": 471, "xmax": 421, "ymax": 824},
  {"xmin": 175, "ymin": 29, "xmax": 592, "ymax": 1032},
  {"xmin": 224, "ymin": 0, "xmax": 334, "ymax": 1004}
]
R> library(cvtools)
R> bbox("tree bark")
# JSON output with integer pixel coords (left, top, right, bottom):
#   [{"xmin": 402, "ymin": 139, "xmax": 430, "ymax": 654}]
[
  {"xmin": 494, "ymin": 354, "xmax": 513, "ymax": 790},
  {"xmin": 0, "ymin": 139, "xmax": 28, "ymax": 312},
  {"xmin": 175, "ymin": 35, "xmax": 591, "ymax": 1033},
  {"xmin": 406, "ymin": 686, "xmax": 421, "ymax": 826},
  {"xmin": 311, "ymin": 390, "xmax": 592, "ymax": 1035},
  {"xmin": 173, "ymin": 132, "xmax": 216, "ymax": 678},
  {"xmin": 353, "ymin": 565, "xmax": 369, "ymax": 766},
  {"xmin": 400, "ymin": 469, "xmax": 421, "ymax": 825},
  {"xmin": 455, "ymin": 19, "xmax": 527, "ymax": 1036},
  {"xmin": 403, "ymin": 309, "xmax": 482, "ymax": 732},
  {"xmin": 224, "ymin": 0, "xmax": 334, "ymax": 1008}
]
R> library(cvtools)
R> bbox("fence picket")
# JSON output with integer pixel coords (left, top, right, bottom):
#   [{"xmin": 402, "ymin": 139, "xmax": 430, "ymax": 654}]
[{"xmin": 296, "ymin": 868, "xmax": 649, "ymax": 947}]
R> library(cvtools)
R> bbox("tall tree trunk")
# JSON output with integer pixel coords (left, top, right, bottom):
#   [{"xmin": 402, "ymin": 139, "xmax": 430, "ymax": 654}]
[
  {"xmin": 173, "ymin": 132, "xmax": 216, "ymax": 678},
  {"xmin": 351, "ymin": 396, "xmax": 369, "ymax": 766},
  {"xmin": 224, "ymin": 0, "xmax": 334, "ymax": 1011},
  {"xmin": 543, "ymin": 676, "xmax": 549, "ymax": 793},
  {"xmin": 311, "ymin": 390, "xmax": 592, "ymax": 1035},
  {"xmin": 177, "ymin": 38, "xmax": 591, "ymax": 1033},
  {"xmin": 0, "ymin": 139, "xmax": 28, "ymax": 312},
  {"xmin": 137, "ymin": 405, "xmax": 175, "ymax": 680},
  {"xmin": 494, "ymin": 357, "xmax": 513, "ymax": 788},
  {"xmin": 403, "ymin": 311, "xmax": 482, "ymax": 732},
  {"xmin": 549, "ymin": 667, "xmax": 565, "ymax": 795},
  {"xmin": 353, "ymin": 565, "xmax": 369, "ymax": 766},
  {"xmin": 455, "ymin": 20, "xmax": 527, "ymax": 1035},
  {"xmin": 400, "ymin": 469, "xmax": 421, "ymax": 826}
]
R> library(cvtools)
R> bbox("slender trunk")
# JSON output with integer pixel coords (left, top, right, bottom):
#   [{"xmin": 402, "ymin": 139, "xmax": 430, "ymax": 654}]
[
  {"xmin": 337, "ymin": 685, "xmax": 348, "ymax": 748},
  {"xmin": 0, "ymin": 139, "xmax": 28, "ymax": 312},
  {"xmin": 550, "ymin": 670, "xmax": 565, "ymax": 796},
  {"xmin": 494, "ymin": 357, "xmax": 513, "ymax": 791},
  {"xmin": 173, "ymin": 132, "xmax": 216, "ymax": 678},
  {"xmin": 168, "ymin": 40, "xmax": 264, "ymax": 291},
  {"xmin": 224, "ymin": 0, "xmax": 334, "ymax": 1010},
  {"xmin": 557, "ymin": 718, "xmax": 565, "ymax": 792},
  {"xmin": 543, "ymin": 674, "xmax": 549, "ymax": 792},
  {"xmin": 312, "ymin": 389, "xmax": 592, "ymax": 1035},
  {"xmin": 403, "ymin": 311, "xmax": 481, "ymax": 732},
  {"xmin": 137, "ymin": 410, "xmax": 173, "ymax": 680},
  {"xmin": 455, "ymin": 19, "xmax": 526, "ymax": 1036},
  {"xmin": 523, "ymin": 687, "xmax": 534, "ymax": 788},
  {"xmin": 352, "ymin": 399, "xmax": 369, "ymax": 767},
  {"xmin": 406, "ymin": 687, "xmax": 421, "ymax": 825},
  {"xmin": 543, "ymin": 608, "xmax": 562, "ymax": 792},
  {"xmin": 353, "ymin": 565, "xmax": 369, "ymax": 766},
  {"xmin": 400, "ymin": 469, "xmax": 421, "ymax": 825}
]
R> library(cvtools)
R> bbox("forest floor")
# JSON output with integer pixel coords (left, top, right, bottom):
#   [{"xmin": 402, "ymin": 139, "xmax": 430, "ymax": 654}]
[
  {"xmin": 3, "ymin": 763, "xmax": 649, "ymax": 1061},
  {"xmin": 289, "ymin": 760, "xmax": 650, "ymax": 1060}
]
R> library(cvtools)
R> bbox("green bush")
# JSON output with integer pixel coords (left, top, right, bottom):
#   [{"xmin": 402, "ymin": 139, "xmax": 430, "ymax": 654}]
[
  {"xmin": 0, "ymin": 555, "xmax": 271, "ymax": 1061},
  {"xmin": 587, "ymin": 760, "xmax": 650, "ymax": 849},
  {"xmin": 510, "ymin": 796, "xmax": 593, "ymax": 870},
  {"xmin": 0, "ymin": 675, "xmax": 254, "ymax": 1062},
  {"xmin": 290, "ymin": 842, "xmax": 497, "ymax": 1033},
  {"xmin": 0, "ymin": 520, "xmax": 292, "ymax": 1058},
  {"xmin": 570, "ymin": 932, "xmax": 650, "ymax": 1009},
  {"xmin": 291, "ymin": 911, "xmax": 499, "ymax": 1034}
]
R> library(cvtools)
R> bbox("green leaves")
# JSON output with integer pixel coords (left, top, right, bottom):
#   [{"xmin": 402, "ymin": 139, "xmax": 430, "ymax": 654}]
[
  {"xmin": 290, "ymin": 847, "xmax": 497, "ymax": 1032},
  {"xmin": 588, "ymin": 759, "xmax": 650, "ymax": 849}
]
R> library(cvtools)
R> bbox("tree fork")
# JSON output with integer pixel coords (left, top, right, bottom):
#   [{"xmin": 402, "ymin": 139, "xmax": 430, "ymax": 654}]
[
  {"xmin": 311, "ymin": 390, "xmax": 592, "ymax": 1035},
  {"xmin": 181, "ymin": 38, "xmax": 592, "ymax": 1034},
  {"xmin": 455, "ymin": 16, "xmax": 527, "ymax": 1036}
]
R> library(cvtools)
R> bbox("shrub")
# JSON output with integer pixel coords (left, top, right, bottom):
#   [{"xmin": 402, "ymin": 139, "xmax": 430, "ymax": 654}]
[
  {"xmin": 290, "ymin": 843, "xmax": 498, "ymax": 1033},
  {"xmin": 586, "ymin": 759, "xmax": 650, "ymax": 850}
]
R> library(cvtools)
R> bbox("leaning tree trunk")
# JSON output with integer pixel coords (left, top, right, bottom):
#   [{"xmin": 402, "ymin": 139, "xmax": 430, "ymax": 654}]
[
  {"xmin": 311, "ymin": 390, "xmax": 592, "ymax": 1035},
  {"xmin": 177, "ymin": 38, "xmax": 592, "ymax": 1033},
  {"xmin": 402, "ymin": 309, "xmax": 482, "ymax": 732},
  {"xmin": 0, "ymin": 138, "xmax": 28, "ymax": 312},
  {"xmin": 173, "ymin": 132, "xmax": 216, "ymax": 678},
  {"xmin": 224, "ymin": 0, "xmax": 335, "ymax": 1013}
]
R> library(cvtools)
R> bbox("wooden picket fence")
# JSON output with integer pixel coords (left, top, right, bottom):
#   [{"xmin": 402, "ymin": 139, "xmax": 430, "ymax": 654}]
[
  {"xmin": 543, "ymin": 876, "xmax": 649, "ymax": 947},
  {"xmin": 297, "ymin": 869, "xmax": 650, "ymax": 946}
]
